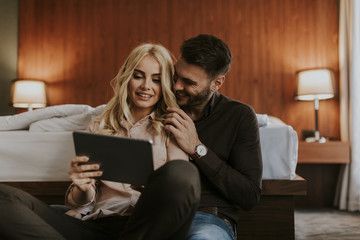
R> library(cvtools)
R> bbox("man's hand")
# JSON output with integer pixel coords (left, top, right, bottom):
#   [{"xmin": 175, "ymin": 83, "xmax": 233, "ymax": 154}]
[{"xmin": 164, "ymin": 107, "xmax": 202, "ymax": 155}]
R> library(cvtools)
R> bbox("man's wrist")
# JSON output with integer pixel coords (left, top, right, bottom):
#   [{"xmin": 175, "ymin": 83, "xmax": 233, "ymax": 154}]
[{"xmin": 190, "ymin": 144, "xmax": 208, "ymax": 160}]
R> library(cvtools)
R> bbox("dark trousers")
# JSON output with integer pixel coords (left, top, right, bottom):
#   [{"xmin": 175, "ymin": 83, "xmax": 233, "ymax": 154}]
[{"xmin": 0, "ymin": 160, "xmax": 200, "ymax": 240}]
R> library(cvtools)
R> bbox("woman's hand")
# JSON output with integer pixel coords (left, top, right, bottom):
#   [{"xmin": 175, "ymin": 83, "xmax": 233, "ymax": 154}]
[{"xmin": 68, "ymin": 156, "xmax": 102, "ymax": 192}]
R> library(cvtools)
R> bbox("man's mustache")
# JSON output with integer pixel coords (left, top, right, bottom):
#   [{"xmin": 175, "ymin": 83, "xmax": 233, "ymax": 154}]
[{"xmin": 174, "ymin": 90, "xmax": 188, "ymax": 96}]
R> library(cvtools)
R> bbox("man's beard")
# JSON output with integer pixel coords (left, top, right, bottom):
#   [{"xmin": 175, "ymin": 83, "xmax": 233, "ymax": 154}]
[{"xmin": 176, "ymin": 85, "xmax": 212, "ymax": 109}]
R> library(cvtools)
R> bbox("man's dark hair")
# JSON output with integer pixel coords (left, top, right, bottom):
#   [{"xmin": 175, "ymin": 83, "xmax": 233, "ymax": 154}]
[{"xmin": 180, "ymin": 34, "xmax": 232, "ymax": 79}]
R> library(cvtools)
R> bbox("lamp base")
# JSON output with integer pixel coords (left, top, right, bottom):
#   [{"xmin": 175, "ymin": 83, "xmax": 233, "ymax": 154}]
[{"xmin": 305, "ymin": 136, "xmax": 327, "ymax": 143}]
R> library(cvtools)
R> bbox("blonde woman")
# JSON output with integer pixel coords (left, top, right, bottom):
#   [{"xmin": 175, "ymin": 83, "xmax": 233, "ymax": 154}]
[{"xmin": 0, "ymin": 44, "xmax": 200, "ymax": 240}]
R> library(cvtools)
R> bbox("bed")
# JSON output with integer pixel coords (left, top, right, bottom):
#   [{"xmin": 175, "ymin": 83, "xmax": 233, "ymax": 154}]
[{"xmin": 0, "ymin": 105, "xmax": 306, "ymax": 239}]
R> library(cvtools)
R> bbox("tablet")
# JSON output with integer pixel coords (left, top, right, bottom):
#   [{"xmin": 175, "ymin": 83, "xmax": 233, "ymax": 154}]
[{"xmin": 72, "ymin": 131, "xmax": 154, "ymax": 185}]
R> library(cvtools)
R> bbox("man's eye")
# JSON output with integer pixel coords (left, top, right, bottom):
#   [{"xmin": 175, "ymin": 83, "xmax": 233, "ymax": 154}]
[{"xmin": 184, "ymin": 79, "xmax": 196, "ymax": 86}]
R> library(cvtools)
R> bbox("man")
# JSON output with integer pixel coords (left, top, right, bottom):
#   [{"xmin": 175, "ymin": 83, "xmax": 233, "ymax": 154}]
[{"xmin": 164, "ymin": 34, "xmax": 263, "ymax": 239}]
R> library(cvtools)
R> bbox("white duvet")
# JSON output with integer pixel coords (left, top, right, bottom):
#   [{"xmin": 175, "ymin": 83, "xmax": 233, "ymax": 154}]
[
  {"xmin": 0, "ymin": 104, "xmax": 105, "ymax": 131},
  {"xmin": 0, "ymin": 105, "xmax": 297, "ymax": 181},
  {"xmin": 0, "ymin": 105, "xmax": 269, "ymax": 132}
]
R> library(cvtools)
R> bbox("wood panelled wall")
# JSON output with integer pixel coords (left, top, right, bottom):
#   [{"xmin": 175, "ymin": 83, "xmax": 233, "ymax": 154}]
[{"xmin": 18, "ymin": 0, "xmax": 340, "ymax": 139}]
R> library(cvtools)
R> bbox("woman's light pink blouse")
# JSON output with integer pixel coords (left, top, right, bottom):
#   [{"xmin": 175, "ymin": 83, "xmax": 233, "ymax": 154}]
[{"xmin": 65, "ymin": 113, "xmax": 188, "ymax": 220}]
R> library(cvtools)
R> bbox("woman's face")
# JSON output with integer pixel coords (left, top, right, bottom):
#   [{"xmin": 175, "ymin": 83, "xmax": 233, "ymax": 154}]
[{"xmin": 128, "ymin": 55, "xmax": 162, "ymax": 116}]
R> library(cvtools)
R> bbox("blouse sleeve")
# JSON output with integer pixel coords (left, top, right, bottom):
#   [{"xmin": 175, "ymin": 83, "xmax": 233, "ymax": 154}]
[
  {"xmin": 64, "ymin": 180, "xmax": 97, "ymax": 215},
  {"xmin": 166, "ymin": 135, "xmax": 189, "ymax": 161},
  {"xmin": 65, "ymin": 120, "xmax": 99, "ymax": 215}
]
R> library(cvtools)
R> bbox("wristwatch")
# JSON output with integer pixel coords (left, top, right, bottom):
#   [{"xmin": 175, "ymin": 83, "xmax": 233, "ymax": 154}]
[{"xmin": 190, "ymin": 144, "xmax": 208, "ymax": 160}]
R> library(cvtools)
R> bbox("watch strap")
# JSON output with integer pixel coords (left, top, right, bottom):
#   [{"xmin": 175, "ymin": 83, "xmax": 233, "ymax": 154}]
[
  {"xmin": 190, "ymin": 151, "xmax": 200, "ymax": 161},
  {"xmin": 190, "ymin": 144, "xmax": 207, "ymax": 161}
]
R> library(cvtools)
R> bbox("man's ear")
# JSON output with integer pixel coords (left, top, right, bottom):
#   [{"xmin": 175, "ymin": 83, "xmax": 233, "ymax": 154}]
[{"xmin": 211, "ymin": 76, "xmax": 225, "ymax": 92}]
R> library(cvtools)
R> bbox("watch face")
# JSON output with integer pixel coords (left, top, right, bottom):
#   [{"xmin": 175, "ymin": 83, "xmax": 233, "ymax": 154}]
[{"xmin": 197, "ymin": 145, "xmax": 207, "ymax": 156}]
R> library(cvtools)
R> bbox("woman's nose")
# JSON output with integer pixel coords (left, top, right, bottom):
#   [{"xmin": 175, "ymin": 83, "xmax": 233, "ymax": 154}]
[{"xmin": 141, "ymin": 78, "xmax": 151, "ymax": 90}]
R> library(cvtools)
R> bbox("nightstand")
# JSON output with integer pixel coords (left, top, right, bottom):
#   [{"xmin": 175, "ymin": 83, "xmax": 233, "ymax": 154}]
[
  {"xmin": 298, "ymin": 141, "xmax": 350, "ymax": 164},
  {"xmin": 295, "ymin": 141, "xmax": 350, "ymax": 208}
]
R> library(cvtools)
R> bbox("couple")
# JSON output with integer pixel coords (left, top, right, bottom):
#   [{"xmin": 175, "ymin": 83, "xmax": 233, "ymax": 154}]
[{"xmin": 0, "ymin": 34, "xmax": 262, "ymax": 240}]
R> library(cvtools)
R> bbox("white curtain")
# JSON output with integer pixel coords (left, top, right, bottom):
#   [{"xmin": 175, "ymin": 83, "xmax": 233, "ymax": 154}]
[{"xmin": 337, "ymin": 0, "xmax": 360, "ymax": 211}]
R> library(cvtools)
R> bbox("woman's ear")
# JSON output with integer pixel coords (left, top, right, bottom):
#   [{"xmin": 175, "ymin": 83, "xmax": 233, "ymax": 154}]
[{"xmin": 211, "ymin": 76, "xmax": 225, "ymax": 92}]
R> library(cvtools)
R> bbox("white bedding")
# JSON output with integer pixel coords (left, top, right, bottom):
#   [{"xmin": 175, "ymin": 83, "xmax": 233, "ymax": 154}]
[
  {"xmin": 0, "ymin": 106, "xmax": 297, "ymax": 181},
  {"xmin": 260, "ymin": 117, "xmax": 298, "ymax": 179},
  {"xmin": 0, "ymin": 104, "xmax": 105, "ymax": 131},
  {"xmin": 0, "ymin": 131, "xmax": 75, "ymax": 181}
]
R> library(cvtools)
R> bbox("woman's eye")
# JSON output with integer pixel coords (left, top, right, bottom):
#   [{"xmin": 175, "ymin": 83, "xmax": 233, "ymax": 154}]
[
  {"xmin": 153, "ymin": 78, "xmax": 161, "ymax": 83},
  {"xmin": 133, "ymin": 74, "xmax": 143, "ymax": 79}
]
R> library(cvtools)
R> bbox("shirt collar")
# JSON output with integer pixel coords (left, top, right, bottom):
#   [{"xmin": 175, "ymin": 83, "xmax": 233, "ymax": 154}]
[
  {"xmin": 148, "ymin": 111, "xmax": 155, "ymax": 120},
  {"xmin": 196, "ymin": 91, "xmax": 220, "ymax": 121},
  {"xmin": 120, "ymin": 111, "xmax": 155, "ymax": 127}
]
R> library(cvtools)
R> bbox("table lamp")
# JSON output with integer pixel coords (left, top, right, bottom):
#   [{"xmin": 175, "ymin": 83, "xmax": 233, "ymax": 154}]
[
  {"xmin": 295, "ymin": 69, "xmax": 335, "ymax": 143},
  {"xmin": 11, "ymin": 80, "xmax": 47, "ymax": 111}
]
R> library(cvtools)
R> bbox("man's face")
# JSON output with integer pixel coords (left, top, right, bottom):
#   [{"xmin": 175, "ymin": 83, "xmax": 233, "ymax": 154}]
[{"xmin": 173, "ymin": 57, "xmax": 213, "ymax": 108}]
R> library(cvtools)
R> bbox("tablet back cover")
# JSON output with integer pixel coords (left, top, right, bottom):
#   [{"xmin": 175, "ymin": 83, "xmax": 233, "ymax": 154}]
[{"xmin": 73, "ymin": 131, "xmax": 154, "ymax": 185}]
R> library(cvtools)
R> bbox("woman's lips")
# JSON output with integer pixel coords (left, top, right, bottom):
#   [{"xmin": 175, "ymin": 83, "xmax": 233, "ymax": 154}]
[{"xmin": 136, "ymin": 92, "xmax": 153, "ymax": 99}]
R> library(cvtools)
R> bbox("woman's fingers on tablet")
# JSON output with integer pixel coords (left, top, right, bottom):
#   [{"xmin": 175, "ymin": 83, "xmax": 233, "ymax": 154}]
[
  {"xmin": 76, "ymin": 170, "xmax": 102, "ymax": 179},
  {"xmin": 79, "ymin": 163, "xmax": 100, "ymax": 172},
  {"xmin": 70, "ymin": 167, "xmax": 102, "ymax": 181},
  {"xmin": 71, "ymin": 156, "xmax": 89, "ymax": 167}
]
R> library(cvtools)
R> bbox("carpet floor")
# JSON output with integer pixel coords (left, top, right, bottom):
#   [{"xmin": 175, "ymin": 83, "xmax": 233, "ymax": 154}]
[{"xmin": 295, "ymin": 208, "xmax": 360, "ymax": 240}]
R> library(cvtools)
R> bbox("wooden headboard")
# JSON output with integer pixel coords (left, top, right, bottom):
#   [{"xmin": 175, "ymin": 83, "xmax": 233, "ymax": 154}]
[{"xmin": 17, "ymin": 0, "xmax": 340, "ymax": 140}]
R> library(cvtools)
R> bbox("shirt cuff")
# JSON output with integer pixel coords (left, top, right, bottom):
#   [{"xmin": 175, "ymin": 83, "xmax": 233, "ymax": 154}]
[{"xmin": 65, "ymin": 182, "xmax": 96, "ymax": 207}]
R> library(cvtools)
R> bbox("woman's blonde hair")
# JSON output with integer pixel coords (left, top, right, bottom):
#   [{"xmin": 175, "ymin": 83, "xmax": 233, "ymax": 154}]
[{"xmin": 96, "ymin": 43, "xmax": 178, "ymax": 141}]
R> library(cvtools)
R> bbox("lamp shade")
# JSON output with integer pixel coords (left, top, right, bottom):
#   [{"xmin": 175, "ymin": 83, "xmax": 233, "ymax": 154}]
[
  {"xmin": 11, "ymin": 80, "xmax": 47, "ymax": 109},
  {"xmin": 295, "ymin": 69, "xmax": 335, "ymax": 101}
]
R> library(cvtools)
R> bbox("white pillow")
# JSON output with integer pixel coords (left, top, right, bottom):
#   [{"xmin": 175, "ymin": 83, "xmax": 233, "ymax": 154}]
[
  {"xmin": 256, "ymin": 114, "xmax": 269, "ymax": 127},
  {"xmin": 29, "ymin": 105, "xmax": 105, "ymax": 132},
  {"xmin": 0, "ymin": 104, "xmax": 99, "ymax": 131}
]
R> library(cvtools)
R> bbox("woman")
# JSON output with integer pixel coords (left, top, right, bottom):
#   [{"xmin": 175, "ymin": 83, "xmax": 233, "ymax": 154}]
[
  {"xmin": 0, "ymin": 43, "xmax": 200, "ymax": 240},
  {"xmin": 66, "ymin": 43, "xmax": 189, "ymax": 219}
]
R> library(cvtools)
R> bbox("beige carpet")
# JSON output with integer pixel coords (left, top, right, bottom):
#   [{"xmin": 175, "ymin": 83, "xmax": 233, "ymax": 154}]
[{"xmin": 295, "ymin": 208, "xmax": 360, "ymax": 240}]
